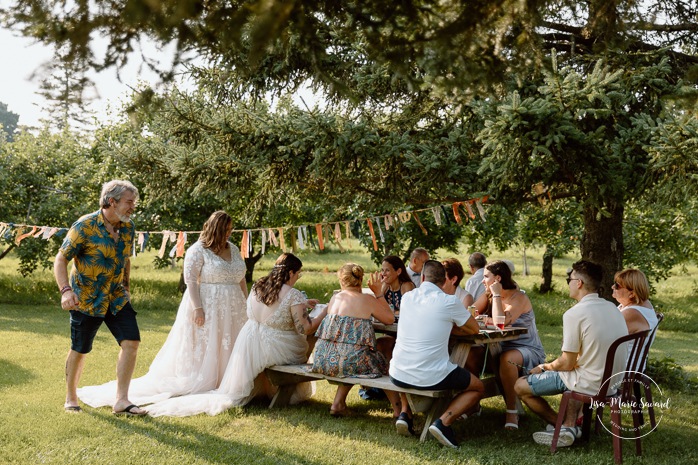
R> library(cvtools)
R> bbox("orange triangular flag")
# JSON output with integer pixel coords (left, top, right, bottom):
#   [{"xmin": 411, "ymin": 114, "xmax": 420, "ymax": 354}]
[
  {"xmin": 315, "ymin": 224, "xmax": 325, "ymax": 250},
  {"xmin": 15, "ymin": 226, "xmax": 36, "ymax": 245},
  {"xmin": 366, "ymin": 219, "xmax": 378, "ymax": 251},
  {"xmin": 452, "ymin": 203, "xmax": 463, "ymax": 224},
  {"xmin": 412, "ymin": 212, "xmax": 428, "ymax": 235},
  {"xmin": 176, "ymin": 231, "xmax": 186, "ymax": 258},
  {"xmin": 240, "ymin": 230, "xmax": 249, "ymax": 259}
]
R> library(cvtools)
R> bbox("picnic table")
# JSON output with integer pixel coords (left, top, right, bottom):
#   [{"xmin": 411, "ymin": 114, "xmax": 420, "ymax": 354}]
[{"xmin": 265, "ymin": 322, "xmax": 529, "ymax": 442}]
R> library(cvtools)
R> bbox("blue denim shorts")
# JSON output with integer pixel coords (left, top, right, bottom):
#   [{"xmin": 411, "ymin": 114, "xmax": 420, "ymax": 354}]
[{"xmin": 526, "ymin": 370, "xmax": 569, "ymax": 396}]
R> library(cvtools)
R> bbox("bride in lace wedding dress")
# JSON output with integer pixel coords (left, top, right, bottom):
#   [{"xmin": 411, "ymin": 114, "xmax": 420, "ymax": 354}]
[
  {"xmin": 144, "ymin": 252, "xmax": 328, "ymax": 417},
  {"xmin": 77, "ymin": 211, "xmax": 248, "ymax": 408}
]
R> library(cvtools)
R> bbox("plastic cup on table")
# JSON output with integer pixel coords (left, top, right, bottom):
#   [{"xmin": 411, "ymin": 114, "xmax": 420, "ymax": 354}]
[
  {"xmin": 494, "ymin": 315, "xmax": 505, "ymax": 330},
  {"xmin": 467, "ymin": 305, "xmax": 477, "ymax": 317}
]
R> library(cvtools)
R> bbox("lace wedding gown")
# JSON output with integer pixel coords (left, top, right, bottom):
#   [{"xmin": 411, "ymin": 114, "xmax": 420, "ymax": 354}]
[
  {"xmin": 77, "ymin": 241, "xmax": 248, "ymax": 407},
  {"xmin": 144, "ymin": 286, "xmax": 314, "ymax": 417}
]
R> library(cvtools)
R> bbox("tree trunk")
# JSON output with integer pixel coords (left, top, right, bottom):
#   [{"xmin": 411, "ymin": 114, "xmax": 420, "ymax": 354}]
[
  {"xmin": 586, "ymin": 0, "xmax": 620, "ymax": 49},
  {"xmin": 580, "ymin": 203, "xmax": 624, "ymax": 300},
  {"xmin": 0, "ymin": 242, "xmax": 16, "ymax": 260},
  {"xmin": 245, "ymin": 249, "xmax": 263, "ymax": 283},
  {"xmin": 539, "ymin": 246, "xmax": 554, "ymax": 293},
  {"xmin": 522, "ymin": 246, "xmax": 529, "ymax": 276},
  {"xmin": 178, "ymin": 271, "xmax": 187, "ymax": 294}
]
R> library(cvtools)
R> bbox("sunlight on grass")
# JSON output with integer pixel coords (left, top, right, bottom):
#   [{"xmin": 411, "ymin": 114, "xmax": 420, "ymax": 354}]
[{"xmin": 1, "ymin": 244, "xmax": 696, "ymax": 464}]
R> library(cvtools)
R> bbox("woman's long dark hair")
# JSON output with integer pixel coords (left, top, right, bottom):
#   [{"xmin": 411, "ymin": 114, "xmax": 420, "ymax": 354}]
[
  {"xmin": 253, "ymin": 253, "xmax": 303, "ymax": 306},
  {"xmin": 486, "ymin": 260, "xmax": 518, "ymax": 290},
  {"xmin": 382, "ymin": 255, "xmax": 413, "ymax": 285}
]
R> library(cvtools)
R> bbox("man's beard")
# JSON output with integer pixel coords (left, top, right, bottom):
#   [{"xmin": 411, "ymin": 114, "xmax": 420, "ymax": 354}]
[{"xmin": 115, "ymin": 211, "xmax": 131, "ymax": 222}]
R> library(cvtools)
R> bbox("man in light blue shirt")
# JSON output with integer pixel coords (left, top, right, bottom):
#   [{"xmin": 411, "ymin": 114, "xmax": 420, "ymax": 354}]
[
  {"xmin": 463, "ymin": 252, "xmax": 486, "ymax": 306},
  {"xmin": 389, "ymin": 261, "xmax": 483, "ymax": 448},
  {"xmin": 405, "ymin": 248, "xmax": 429, "ymax": 288}
]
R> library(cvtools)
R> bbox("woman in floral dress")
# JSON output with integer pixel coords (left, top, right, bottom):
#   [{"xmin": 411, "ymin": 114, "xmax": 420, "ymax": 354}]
[{"xmin": 312, "ymin": 263, "xmax": 401, "ymax": 417}]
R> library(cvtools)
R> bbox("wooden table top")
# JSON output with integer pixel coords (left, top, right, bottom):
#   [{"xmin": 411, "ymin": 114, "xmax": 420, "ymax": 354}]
[{"xmin": 372, "ymin": 322, "xmax": 528, "ymax": 343}]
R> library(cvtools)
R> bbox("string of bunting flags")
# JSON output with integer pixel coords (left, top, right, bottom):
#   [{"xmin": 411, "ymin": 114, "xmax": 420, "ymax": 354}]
[{"xmin": 0, "ymin": 196, "xmax": 488, "ymax": 260}]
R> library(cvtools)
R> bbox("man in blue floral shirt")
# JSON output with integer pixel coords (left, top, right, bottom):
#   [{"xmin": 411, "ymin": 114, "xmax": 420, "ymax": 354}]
[{"xmin": 54, "ymin": 179, "xmax": 146, "ymax": 416}]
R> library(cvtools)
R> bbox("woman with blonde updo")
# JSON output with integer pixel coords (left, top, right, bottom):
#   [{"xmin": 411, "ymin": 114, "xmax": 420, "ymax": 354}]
[
  {"xmin": 612, "ymin": 268, "xmax": 659, "ymax": 370},
  {"xmin": 312, "ymin": 263, "xmax": 401, "ymax": 417}
]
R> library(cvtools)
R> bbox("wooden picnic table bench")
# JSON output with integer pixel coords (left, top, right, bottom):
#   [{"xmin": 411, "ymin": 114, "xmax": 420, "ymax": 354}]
[
  {"xmin": 265, "ymin": 326, "xmax": 528, "ymax": 442},
  {"xmin": 265, "ymin": 363, "xmax": 455, "ymax": 442}
]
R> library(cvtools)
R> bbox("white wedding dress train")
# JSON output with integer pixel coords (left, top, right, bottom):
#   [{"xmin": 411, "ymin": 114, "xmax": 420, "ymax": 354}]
[
  {"xmin": 145, "ymin": 287, "xmax": 314, "ymax": 417},
  {"xmin": 77, "ymin": 241, "xmax": 247, "ymax": 407}
]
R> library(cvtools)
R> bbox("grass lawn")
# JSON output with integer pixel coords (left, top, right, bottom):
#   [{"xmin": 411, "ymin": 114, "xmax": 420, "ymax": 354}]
[{"xmin": 1, "ymin": 243, "xmax": 696, "ymax": 464}]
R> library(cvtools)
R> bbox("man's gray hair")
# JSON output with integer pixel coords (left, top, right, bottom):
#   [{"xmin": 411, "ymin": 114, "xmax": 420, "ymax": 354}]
[
  {"xmin": 469, "ymin": 252, "xmax": 487, "ymax": 269},
  {"xmin": 410, "ymin": 247, "xmax": 429, "ymax": 261},
  {"xmin": 100, "ymin": 180, "xmax": 139, "ymax": 208}
]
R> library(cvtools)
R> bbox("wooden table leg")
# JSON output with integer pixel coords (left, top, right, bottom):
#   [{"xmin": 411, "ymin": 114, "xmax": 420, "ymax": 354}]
[
  {"xmin": 419, "ymin": 397, "xmax": 450, "ymax": 442},
  {"xmin": 449, "ymin": 342, "xmax": 472, "ymax": 366}
]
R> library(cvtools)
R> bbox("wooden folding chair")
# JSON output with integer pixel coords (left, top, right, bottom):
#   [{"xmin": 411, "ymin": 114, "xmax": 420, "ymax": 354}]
[{"xmin": 550, "ymin": 329, "xmax": 651, "ymax": 464}]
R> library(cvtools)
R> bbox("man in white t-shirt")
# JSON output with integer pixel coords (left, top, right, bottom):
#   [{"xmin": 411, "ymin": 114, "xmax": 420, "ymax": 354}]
[
  {"xmin": 405, "ymin": 248, "xmax": 429, "ymax": 288},
  {"xmin": 463, "ymin": 252, "xmax": 486, "ymax": 306},
  {"xmin": 389, "ymin": 260, "xmax": 483, "ymax": 448},
  {"xmin": 514, "ymin": 260, "xmax": 628, "ymax": 448}
]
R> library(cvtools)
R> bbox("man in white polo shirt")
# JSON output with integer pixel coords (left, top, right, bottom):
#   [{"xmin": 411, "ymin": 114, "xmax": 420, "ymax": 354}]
[
  {"xmin": 389, "ymin": 260, "xmax": 483, "ymax": 448},
  {"xmin": 514, "ymin": 260, "xmax": 628, "ymax": 448}
]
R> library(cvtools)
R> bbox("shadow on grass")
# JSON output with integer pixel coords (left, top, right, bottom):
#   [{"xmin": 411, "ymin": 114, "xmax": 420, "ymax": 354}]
[
  {"xmin": 0, "ymin": 358, "xmax": 37, "ymax": 387},
  {"xmin": 90, "ymin": 408, "xmax": 330, "ymax": 465}
]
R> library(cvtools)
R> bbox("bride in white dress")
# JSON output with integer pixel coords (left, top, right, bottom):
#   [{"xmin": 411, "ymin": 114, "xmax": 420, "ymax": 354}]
[
  {"xmin": 144, "ymin": 252, "xmax": 327, "ymax": 417},
  {"xmin": 77, "ymin": 211, "xmax": 248, "ymax": 407}
]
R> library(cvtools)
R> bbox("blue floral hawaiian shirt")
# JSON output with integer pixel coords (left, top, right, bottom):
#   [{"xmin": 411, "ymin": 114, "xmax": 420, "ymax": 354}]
[{"xmin": 59, "ymin": 210, "xmax": 135, "ymax": 317}]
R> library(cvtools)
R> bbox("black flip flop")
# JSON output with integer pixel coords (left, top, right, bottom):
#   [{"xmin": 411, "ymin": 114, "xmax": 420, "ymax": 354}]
[
  {"xmin": 64, "ymin": 405, "xmax": 82, "ymax": 413},
  {"xmin": 113, "ymin": 404, "xmax": 147, "ymax": 416}
]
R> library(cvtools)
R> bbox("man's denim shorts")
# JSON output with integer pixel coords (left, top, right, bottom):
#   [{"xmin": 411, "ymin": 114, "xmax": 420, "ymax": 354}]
[{"xmin": 526, "ymin": 370, "xmax": 569, "ymax": 396}]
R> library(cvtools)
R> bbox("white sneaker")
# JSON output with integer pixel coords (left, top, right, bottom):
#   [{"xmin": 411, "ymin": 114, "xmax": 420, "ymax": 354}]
[
  {"xmin": 544, "ymin": 424, "xmax": 581, "ymax": 435},
  {"xmin": 532, "ymin": 426, "xmax": 579, "ymax": 447}
]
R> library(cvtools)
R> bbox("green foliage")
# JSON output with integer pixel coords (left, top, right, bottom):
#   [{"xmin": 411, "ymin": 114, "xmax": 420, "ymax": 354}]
[
  {"xmin": 646, "ymin": 357, "xmax": 698, "ymax": 394},
  {"xmin": 0, "ymin": 101, "xmax": 19, "ymax": 141},
  {"xmin": 623, "ymin": 200, "xmax": 698, "ymax": 284},
  {"xmin": 0, "ymin": 129, "xmax": 101, "ymax": 275},
  {"xmin": 3, "ymin": 1, "xmax": 696, "ymax": 110}
]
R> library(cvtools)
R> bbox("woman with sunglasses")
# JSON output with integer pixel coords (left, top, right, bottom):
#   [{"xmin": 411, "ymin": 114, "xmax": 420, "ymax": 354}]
[{"xmin": 612, "ymin": 268, "xmax": 659, "ymax": 370}]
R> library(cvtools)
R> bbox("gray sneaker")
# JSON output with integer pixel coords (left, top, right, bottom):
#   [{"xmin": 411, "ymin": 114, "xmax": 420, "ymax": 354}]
[{"xmin": 532, "ymin": 426, "xmax": 580, "ymax": 447}]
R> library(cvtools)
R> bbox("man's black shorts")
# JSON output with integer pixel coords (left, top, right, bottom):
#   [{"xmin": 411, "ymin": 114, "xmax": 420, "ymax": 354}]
[
  {"xmin": 70, "ymin": 302, "xmax": 140, "ymax": 354},
  {"xmin": 390, "ymin": 366, "xmax": 472, "ymax": 391}
]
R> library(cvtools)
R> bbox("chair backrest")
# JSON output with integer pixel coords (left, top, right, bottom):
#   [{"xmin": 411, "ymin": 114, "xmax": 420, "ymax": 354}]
[
  {"xmin": 638, "ymin": 312, "xmax": 663, "ymax": 372},
  {"xmin": 597, "ymin": 329, "xmax": 651, "ymax": 399}
]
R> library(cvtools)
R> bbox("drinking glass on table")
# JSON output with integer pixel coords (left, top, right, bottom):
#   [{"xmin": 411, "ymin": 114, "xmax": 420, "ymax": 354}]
[{"xmin": 495, "ymin": 315, "xmax": 506, "ymax": 330}]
